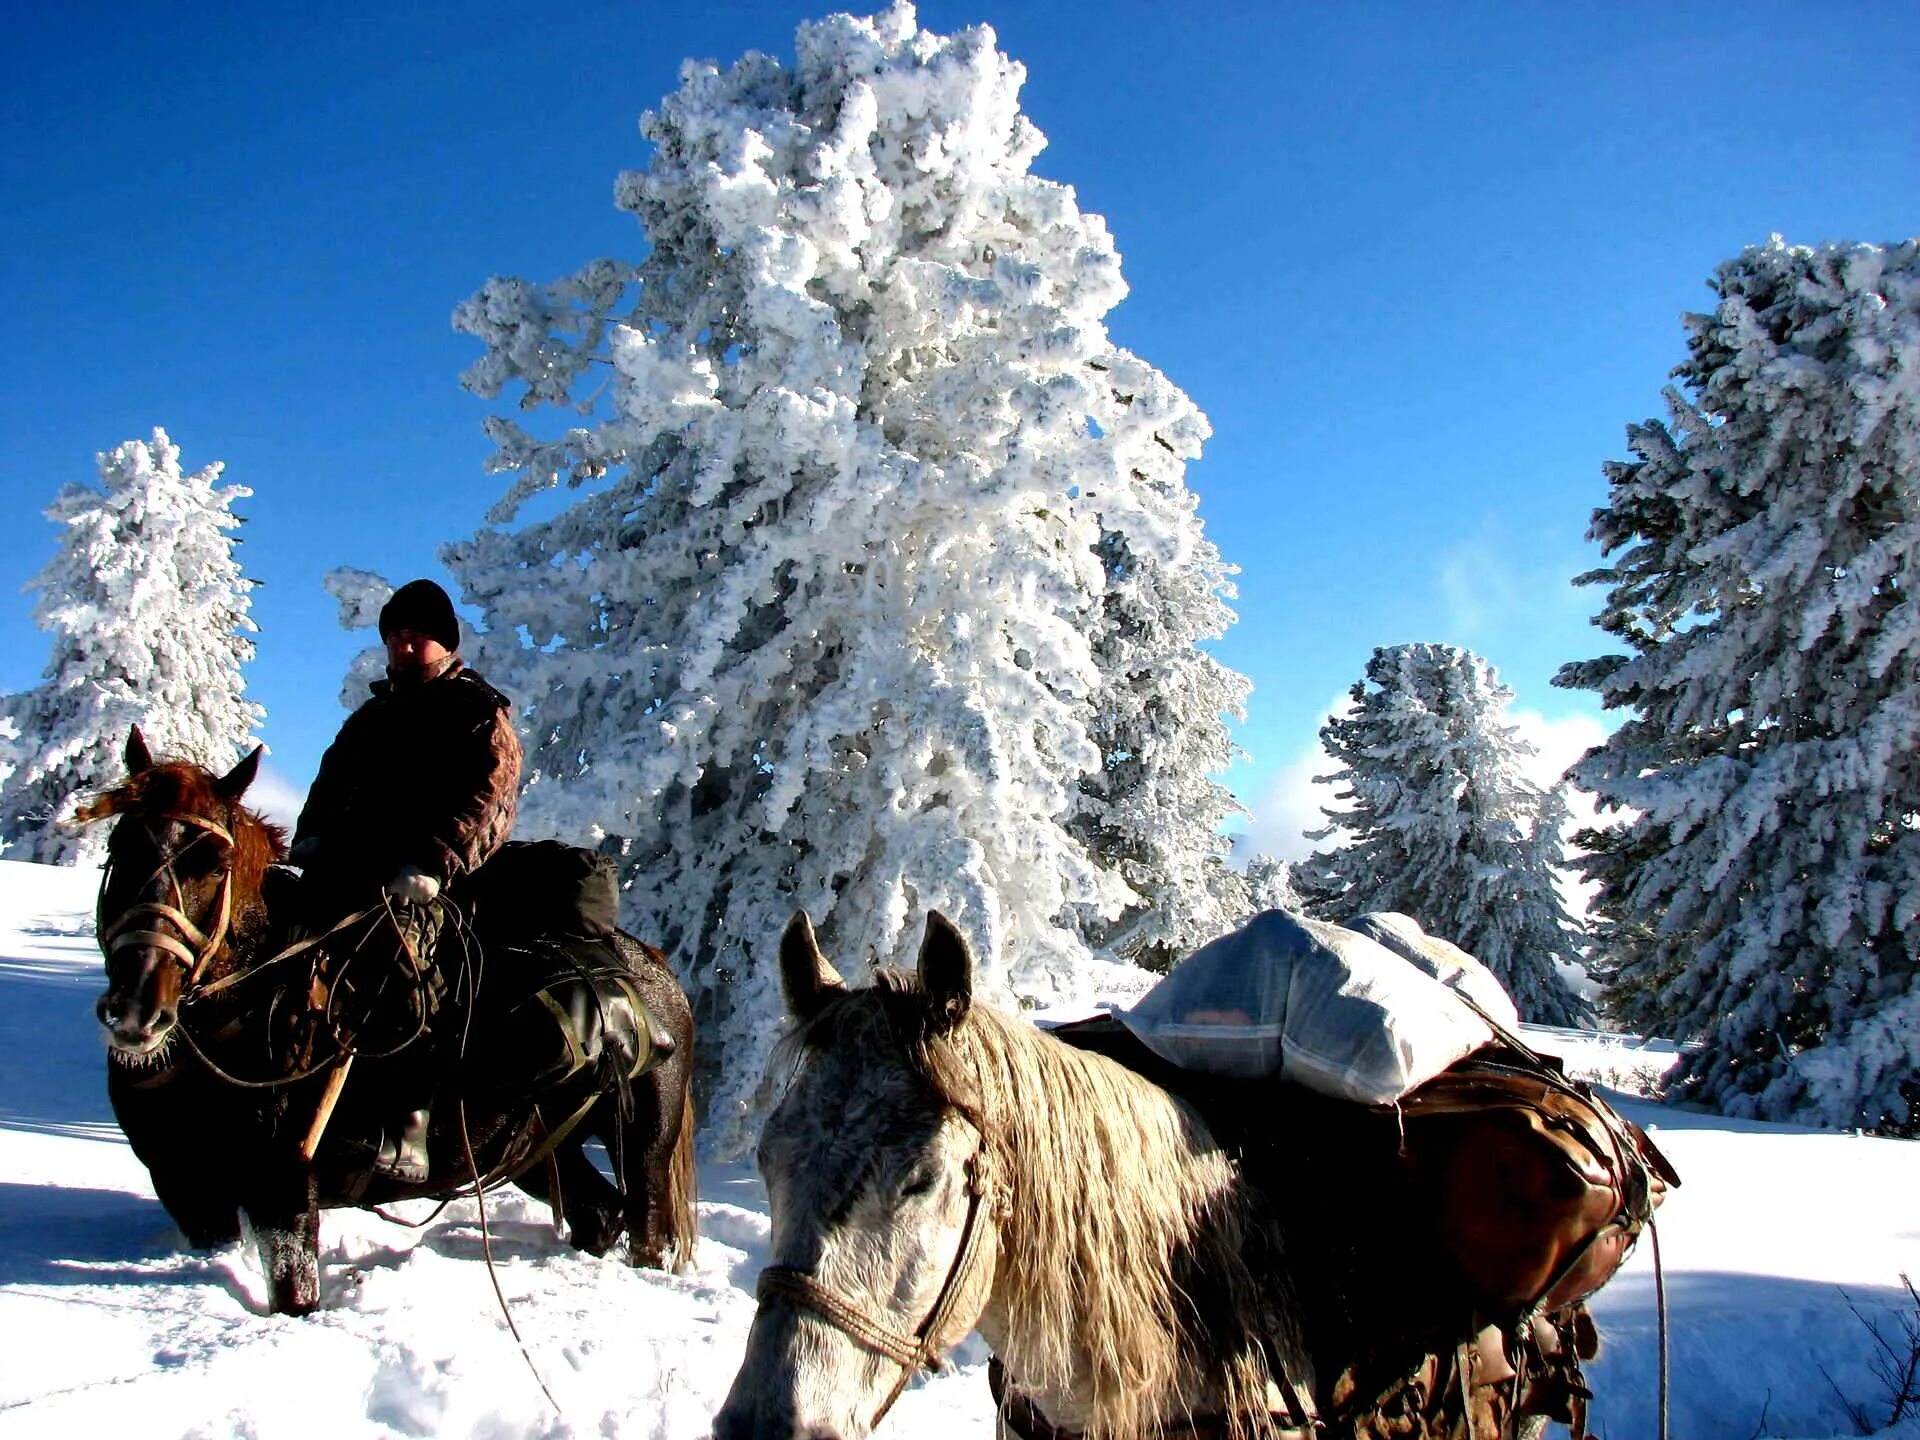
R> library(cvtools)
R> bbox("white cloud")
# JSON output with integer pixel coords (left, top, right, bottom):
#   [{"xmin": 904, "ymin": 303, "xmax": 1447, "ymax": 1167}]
[
  {"xmin": 1508, "ymin": 707, "xmax": 1612, "ymax": 920},
  {"xmin": 1242, "ymin": 693, "xmax": 1351, "ymax": 864},
  {"xmin": 246, "ymin": 760, "xmax": 308, "ymax": 833},
  {"xmin": 1437, "ymin": 530, "xmax": 1589, "ymax": 645},
  {"xmin": 1507, "ymin": 707, "xmax": 1607, "ymax": 808}
]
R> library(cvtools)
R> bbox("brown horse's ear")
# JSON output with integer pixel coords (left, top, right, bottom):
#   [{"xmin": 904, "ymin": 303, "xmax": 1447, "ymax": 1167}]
[
  {"xmin": 217, "ymin": 745, "xmax": 263, "ymax": 802},
  {"xmin": 918, "ymin": 911, "xmax": 973, "ymax": 1032},
  {"xmin": 125, "ymin": 726, "xmax": 154, "ymax": 775},
  {"xmin": 779, "ymin": 911, "xmax": 846, "ymax": 1022}
]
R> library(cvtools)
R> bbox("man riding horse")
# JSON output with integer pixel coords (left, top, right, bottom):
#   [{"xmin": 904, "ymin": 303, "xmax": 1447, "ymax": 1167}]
[{"xmin": 288, "ymin": 577, "xmax": 521, "ymax": 1181}]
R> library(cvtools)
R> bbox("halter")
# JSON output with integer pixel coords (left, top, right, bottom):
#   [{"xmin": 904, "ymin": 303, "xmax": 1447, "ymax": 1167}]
[
  {"xmin": 98, "ymin": 810, "xmax": 237, "ymax": 989},
  {"xmin": 755, "ymin": 1145, "xmax": 1000, "ymax": 1431}
]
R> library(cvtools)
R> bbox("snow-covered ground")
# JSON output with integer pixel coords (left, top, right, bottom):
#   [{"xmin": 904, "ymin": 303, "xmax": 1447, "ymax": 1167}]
[{"xmin": 1, "ymin": 858, "xmax": 1914, "ymax": 1439}]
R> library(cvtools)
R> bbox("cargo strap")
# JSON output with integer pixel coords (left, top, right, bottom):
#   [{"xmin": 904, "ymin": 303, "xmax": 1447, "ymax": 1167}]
[{"xmin": 987, "ymin": 1356, "xmax": 1320, "ymax": 1440}]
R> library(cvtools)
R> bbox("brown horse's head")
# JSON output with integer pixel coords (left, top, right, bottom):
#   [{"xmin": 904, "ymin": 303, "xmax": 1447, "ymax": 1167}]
[{"xmin": 80, "ymin": 726, "xmax": 282, "ymax": 1060}]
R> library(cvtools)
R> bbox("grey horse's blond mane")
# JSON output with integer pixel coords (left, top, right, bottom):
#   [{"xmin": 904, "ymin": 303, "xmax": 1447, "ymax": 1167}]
[{"xmin": 788, "ymin": 974, "xmax": 1298, "ymax": 1440}]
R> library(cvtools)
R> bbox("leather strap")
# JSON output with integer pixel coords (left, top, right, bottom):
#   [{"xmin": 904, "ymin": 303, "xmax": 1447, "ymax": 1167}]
[
  {"xmin": 96, "ymin": 812, "xmax": 237, "ymax": 987},
  {"xmin": 987, "ymin": 1356, "xmax": 1321, "ymax": 1440}
]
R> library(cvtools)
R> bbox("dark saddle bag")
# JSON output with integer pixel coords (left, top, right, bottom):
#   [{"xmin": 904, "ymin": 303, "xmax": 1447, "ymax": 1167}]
[
  {"xmin": 462, "ymin": 838, "xmax": 620, "ymax": 942},
  {"xmin": 1397, "ymin": 1048, "xmax": 1680, "ymax": 1315}
]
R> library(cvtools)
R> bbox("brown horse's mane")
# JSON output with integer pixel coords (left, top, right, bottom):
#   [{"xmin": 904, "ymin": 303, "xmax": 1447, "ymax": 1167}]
[
  {"xmin": 81, "ymin": 761, "xmax": 287, "ymax": 917},
  {"xmin": 784, "ymin": 973, "xmax": 1298, "ymax": 1440}
]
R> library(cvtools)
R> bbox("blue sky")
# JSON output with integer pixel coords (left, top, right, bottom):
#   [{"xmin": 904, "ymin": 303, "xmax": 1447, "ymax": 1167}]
[{"xmin": 3, "ymin": 1, "xmax": 1915, "ymax": 849}]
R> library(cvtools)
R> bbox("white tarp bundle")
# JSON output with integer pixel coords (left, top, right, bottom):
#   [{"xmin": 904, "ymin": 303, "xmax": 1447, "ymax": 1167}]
[
  {"xmin": 1117, "ymin": 909, "xmax": 1504, "ymax": 1104},
  {"xmin": 1345, "ymin": 911, "xmax": 1521, "ymax": 1033}
]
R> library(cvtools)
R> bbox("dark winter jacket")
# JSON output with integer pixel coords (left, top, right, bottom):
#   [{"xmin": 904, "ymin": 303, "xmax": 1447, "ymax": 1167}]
[{"xmin": 292, "ymin": 659, "xmax": 521, "ymax": 899}]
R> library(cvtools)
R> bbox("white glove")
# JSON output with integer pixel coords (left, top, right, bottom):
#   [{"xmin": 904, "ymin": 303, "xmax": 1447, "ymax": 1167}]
[{"xmin": 385, "ymin": 866, "xmax": 442, "ymax": 905}]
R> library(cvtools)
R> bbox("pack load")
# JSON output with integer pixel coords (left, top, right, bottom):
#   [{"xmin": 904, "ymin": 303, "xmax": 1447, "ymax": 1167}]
[
  {"xmin": 1397, "ymin": 1046, "xmax": 1679, "ymax": 1315},
  {"xmin": 1072, "ymin": 912, "xmax": 1678, "ymax": 1437},
  {"xmin": 1345, "ymin": 910, "xmax": 1521, "ymax": 1031},
  {"xmin": 1118, "ymin": 908, "xmax": 1497, "ymax": 1103}
]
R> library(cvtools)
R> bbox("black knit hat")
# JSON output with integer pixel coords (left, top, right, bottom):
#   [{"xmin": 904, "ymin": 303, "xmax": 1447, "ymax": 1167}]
[{"xmin": 379, "ymin": 579, "xmax": 460, "ymax": 653}]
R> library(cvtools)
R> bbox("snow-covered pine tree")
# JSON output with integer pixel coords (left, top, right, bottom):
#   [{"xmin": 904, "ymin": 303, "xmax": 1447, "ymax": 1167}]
[
  {"xmin": 1239, "ymin": 850, "xmax": 1300, "ymax": 918},
  {"xmin": 445, "ymin": 4, "xmax": 1248, "ymax": 1151},
  {"xmin": 1296, "ymin": 642, "xmax": 1591, "ymax": 1026},
  {"xmin": 1067, "ymin": 353, "xmax": 1251, "ymax": 970},
  {"xmin": 0, "ymin": 429, "xmax": 262, "ymax": 864},
  {"xmin": 322, "ymin": 568, "xmax": 395, "ymax": 711},
  {"xmin": 1556, "ymin": 237, "xmax": 1920, "ymax": 1134}
]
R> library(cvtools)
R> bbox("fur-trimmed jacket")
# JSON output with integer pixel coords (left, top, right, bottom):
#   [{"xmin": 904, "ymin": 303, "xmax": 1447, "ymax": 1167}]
[{"xmin": 292, "ymin": 659, "xmax": 521, "ymax": 896}]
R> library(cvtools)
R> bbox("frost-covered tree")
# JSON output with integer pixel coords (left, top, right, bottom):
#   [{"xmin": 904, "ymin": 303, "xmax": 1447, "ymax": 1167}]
[
  {"xmin": 1556, "ymin": 237, "xmax": 1920, "ymax": 1133},
  {"xmin": 1238, "ymin": 850, "xmax": 1300, "ymax": 919},
  {"xmin": 1296, "ymin": 643, "xmax": 1591, "ymax": 1026},
  {"xmin": 445, "ymin": 5, "xmax": 1247, "ymax": 1150},
  {"xmin": 1066, "ymin": 358, "xmax": 1252, "ymax": 970},
  {"xmin": 322, "ymin": 568, "xmax": 395, "ymax": 710},
  {"xmin": 0, "ymin": 429, "xmax": 261, "ymax": 864}
]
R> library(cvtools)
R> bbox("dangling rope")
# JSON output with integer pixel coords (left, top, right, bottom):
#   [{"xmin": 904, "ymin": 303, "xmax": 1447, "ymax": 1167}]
[
  {"xmin": 458, "ymin": 1096, "xmax": 562, "ymax": 1420},
  {"xmin": 1651, "ymin": 1212, "xmax": 1670, "ymax": 1440}
]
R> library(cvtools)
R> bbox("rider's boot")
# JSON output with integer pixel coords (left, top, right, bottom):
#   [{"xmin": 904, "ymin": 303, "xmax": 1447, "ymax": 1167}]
[{"xmin": 373, "ymin": 1107, "xmax": 431, "ymax": 1184}]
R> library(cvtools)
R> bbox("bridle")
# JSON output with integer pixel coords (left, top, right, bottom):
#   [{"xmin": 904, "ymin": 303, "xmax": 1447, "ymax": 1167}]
[
  {"xmin": 755, "ymin": 1145, "xmax": 1001, "ymax": 1431},
  {"xmin": 98, "ymin": 810, "xmax": 237, "ymax": 991},
  {"xmin": 92, "ymin": 799, "xmax": 414, "ymax": 1090}
]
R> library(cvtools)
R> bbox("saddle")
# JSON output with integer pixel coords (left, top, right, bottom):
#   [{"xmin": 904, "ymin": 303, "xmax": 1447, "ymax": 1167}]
[
  {"xmin": 471, "ymin": 934, "xmax": 675, "ymax": 1097},
  {"xmin": 460, "ymin": 840, "xmax": 675, "ymax": 1095},
  {"xmin": 302, "ymin": 842, "xmax": 673, "ymax": 1193}
]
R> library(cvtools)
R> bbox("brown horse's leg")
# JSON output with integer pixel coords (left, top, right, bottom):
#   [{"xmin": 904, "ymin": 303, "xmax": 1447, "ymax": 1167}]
[
  {"xmin": 520, "ymin": 1127, "xmax": 626, "ymax": 1257},
  {"xmin": 253, "ymin": 1162, "xmax": 321, "ymax": 1315},
  {"xmin": 154, "ymin": 1161, "xmax": 243, "ymax": 1250},
  {"xmin": 622, "ymin": 1054, "xmax": 697, "ymax": 1270},
  {"xmin": 109, "ymin": 1069, "xmax": 244, "ymax": 1248}
]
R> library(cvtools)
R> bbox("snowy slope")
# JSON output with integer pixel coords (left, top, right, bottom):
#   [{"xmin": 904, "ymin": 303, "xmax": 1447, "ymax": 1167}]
[{"xmin": 1, "ymin": 859, "xmax": 1914, "ymax": 1440}]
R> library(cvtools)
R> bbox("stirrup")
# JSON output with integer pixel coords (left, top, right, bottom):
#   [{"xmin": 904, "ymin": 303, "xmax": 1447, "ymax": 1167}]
[{"xmin": 373, "ymin": 1109, "xmax": 431, "ymax": 1184}]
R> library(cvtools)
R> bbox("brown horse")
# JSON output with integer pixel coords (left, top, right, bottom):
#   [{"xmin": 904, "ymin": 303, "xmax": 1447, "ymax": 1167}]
[
  {"xmin": 84, "ymin": 727, "xmax": 696, "ymax": 1314},
  {"xmin": 716, "ymin": 911, "xmax": 1617, "ymax": 1440}
]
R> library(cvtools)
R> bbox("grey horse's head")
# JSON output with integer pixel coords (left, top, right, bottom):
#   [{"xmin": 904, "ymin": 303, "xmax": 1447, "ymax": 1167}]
[{"xmin": 713, "ymin": 911, "xmax": 1000, "ymax": 1440}]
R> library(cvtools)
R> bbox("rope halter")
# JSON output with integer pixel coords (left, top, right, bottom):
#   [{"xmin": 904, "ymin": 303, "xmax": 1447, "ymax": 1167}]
[{"xmin": 754, "ymin": 1147, "xmax": 999, "ymax": 1431}]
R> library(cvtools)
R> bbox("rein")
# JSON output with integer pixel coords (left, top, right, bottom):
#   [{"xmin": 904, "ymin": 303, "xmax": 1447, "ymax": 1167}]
[
  {"xmin": 172, "ymin": 899, "xmax": 431, "ymax": 1091},
  {"xmin": 756, "ymin": 1147, "xmax": 999, "ymax": 1430}
]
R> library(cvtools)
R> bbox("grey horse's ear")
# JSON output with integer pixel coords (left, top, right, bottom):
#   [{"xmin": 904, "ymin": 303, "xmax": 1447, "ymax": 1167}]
[
  {"xmin": 918, "ymin": 911, "xmax": 973, "ymax": 1032},
  {"xmin": 217, "ymin": 746, "xmax": 263, "ymax": 802},
  {"xmin": 780, "ymin": 911, "xmax": 846, "ymax": 1022},
  {"xmin": 125, "ymin": 726, "xmax": 154, "ymax": 775}
]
